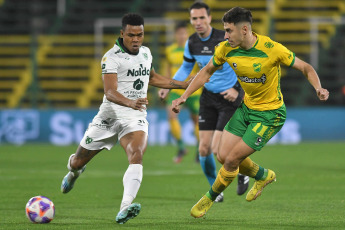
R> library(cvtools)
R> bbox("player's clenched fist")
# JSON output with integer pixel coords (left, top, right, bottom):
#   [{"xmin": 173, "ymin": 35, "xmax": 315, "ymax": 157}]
[
  {"xmin": 316, "ymin": 88, "xmax": 329, "ymax": 101},
  {"xmin": 129, "ymin": 98, "xmax": 148, "ymax": 111},
  {"xmin": 171, "ymin": 97, "xmax": 186, "ymax": 113}
]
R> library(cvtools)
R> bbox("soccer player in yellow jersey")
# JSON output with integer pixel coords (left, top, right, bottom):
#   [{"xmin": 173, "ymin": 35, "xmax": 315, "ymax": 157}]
[
  {"xmin": 158, "ymin": 22, "xmax": 201, "ymax": 163},
  {"xmin": 171, "ymin": 7, "xmax": 329, "ymax": 218}
]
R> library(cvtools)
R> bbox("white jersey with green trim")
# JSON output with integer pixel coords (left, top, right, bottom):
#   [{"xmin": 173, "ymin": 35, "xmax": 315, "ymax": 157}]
[{"xmin": 99, "ymin": 43, "xmax": 152, "ymax": 119}]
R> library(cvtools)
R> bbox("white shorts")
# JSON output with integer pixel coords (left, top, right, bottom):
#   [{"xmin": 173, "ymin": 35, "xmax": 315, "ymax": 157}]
[{"xmin": 80, "ymin": 116, "xmax": 149, "ymax": 151}]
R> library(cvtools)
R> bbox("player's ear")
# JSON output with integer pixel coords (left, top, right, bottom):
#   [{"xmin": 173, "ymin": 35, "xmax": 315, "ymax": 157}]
[
  {"xmin": 120, "ymin": 29, "xmax": 124, "ymax": 38},
  {"xmin": 208, "ymin": 15, "xmax": 212, "ymax": 24},
  {"xmin": 241, "ymin": 23, "xmax": 248, "ymax": 35}
]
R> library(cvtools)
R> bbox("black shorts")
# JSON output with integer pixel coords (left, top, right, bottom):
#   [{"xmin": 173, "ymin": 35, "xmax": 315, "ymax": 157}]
[{"xmin": 199, "ymin": 87, "xmax": 243, "ymax": 131}]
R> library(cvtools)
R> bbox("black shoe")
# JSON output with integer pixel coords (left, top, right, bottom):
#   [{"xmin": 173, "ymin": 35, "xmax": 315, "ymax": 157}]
[
  {"xmin": 214, "ymin": 192, "xmax": 224, "ymax": 203},
  {"xmin": 237, "ymin": 174, "xmax": 249, "ymax": 195},
  {"xmin": 173, "ymin": 149, "xmax": 187, "ymax": 163}
]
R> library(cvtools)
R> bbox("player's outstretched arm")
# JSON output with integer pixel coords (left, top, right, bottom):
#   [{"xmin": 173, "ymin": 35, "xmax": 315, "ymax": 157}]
[
  {"xmin": 172, "ymin": 60, "xmax": 219, "ymax": 113},
  {"xmin": 149, "ymin": 68, "xmax": 188, "ymax": 89},
  {"xmin": 292, "ymin": 57, "xmax": 329, "ymax": 101},
  {"xmin": 157, "ymin": 60, "xmax": 195, "ymax": 99},
  {"xmin": 103, "ymin": 73, "xmax": 148, "ymax": 111}
]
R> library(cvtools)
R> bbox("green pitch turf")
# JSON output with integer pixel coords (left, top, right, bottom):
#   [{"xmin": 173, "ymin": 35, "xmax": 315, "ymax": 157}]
[{"xmin": 0, "ymin": 142, "xmax": 344, "ymax": 229}]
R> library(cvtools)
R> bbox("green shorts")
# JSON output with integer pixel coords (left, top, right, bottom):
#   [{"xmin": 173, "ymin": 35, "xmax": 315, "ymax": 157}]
[
  {"xmin": 167, "ymin": 91, "xmax": 200, "ymax": 115},
  {"xmin": 224, "ymin": 103, "xmax": 286, "ymax": 151}
]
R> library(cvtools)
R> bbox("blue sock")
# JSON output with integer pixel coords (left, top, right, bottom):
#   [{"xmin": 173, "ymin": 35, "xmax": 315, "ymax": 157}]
[{"xmin": 199, "ymin": 154, "xmax": 217, "ymax": 186}]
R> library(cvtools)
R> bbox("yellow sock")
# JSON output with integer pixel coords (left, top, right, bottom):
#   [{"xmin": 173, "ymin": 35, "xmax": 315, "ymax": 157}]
[
  {"xmin": 211, "ymin": 166, "xmax": 239, "ymax": 194},
  {"xmin": 239, "ymin": 157, "xmax": 260, "ymax": 178},
  {"xmin": 169, "ymin": 119, "xmax": 181, "ymax": 140},
  {"xmin": 194, "ymin": 123, "xmax": 199, "ymax": 141}
]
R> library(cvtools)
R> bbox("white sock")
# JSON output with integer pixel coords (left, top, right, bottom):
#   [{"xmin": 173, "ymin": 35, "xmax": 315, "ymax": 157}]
[{"xmin": 120, "ymin": 164, "xmax": 143, "ymax": 211}]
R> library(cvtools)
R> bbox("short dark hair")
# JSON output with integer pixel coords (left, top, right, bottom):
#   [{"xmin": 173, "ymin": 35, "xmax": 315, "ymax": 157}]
[
  {"xmin": 175, "ymin": 21, "xmax": 188, "ymax": 31},
  {"xmin": 222, "ymin": 7, "xmax": 252, "ymax": 25},
  {"xmin": 122, "ymin": 13, "xmax": 144, "ymax": 30},
  {"xmin": 189, "ymin": 1, "xmax": 210, "ymax": 15}
]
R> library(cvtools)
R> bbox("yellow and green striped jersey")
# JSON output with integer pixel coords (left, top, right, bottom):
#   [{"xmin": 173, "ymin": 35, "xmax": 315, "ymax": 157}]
[
  {"xmin": 165, "ymin": 43, "xmax": 201, "ymax": 96},
  {"xmin": 213, "ymin": 32, "xmax": 295, "ymax": 111}
]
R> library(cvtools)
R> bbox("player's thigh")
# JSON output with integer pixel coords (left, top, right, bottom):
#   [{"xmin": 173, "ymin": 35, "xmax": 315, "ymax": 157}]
[
  {"xmin": 210, "ymin": 130, "xmax": 222, "ymax": 154},
  {"xmin": 217, "ymin": 131, "xmax": 241, "ymax": 164},
  {"xmin": 198, "ymin": 130, "xmax": 214, "ymax": 156},
  {"xmin": 218, "ymin": 131, "xmax": 255, "ymax": 166}
]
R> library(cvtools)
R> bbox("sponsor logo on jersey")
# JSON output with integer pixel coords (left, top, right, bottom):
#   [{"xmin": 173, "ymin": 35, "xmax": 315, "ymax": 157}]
[
  {"xmin": 264, "ymin": 42, "xmax": 274, "ymax": 48},
  {"xmin": 253, "ymin": 63, "xmax": 262, "ymax": 72},
  {"xmin": 255, "ymin": 137, "xmax": 262, "ymax": 146},
  {"xmin": 127, "ymin": 64, "xmax": 150, "ymax": 77},
  {"xmin": 201, "ymin": 46, "xmax": 212, "ymax": 54},
  {"xmin": 238, "ymin": 74, "xmax": 266, "ymax": 84},
  {"xmin": 102, "ymin": 64, "xmax": 106, "ymax": 69},
  {"xmin": 133, "ymin": 78, "xmax": 144, "ymax": 90},
  {"xmin": 137, "ymin": 119, "xmax": 146, "ymax": 126},
  {"xmin": 143, "ymin": 53, "xmax": 148, "ymax": 60},
  {"xmin": 85, "ymin": 136, "xmax": 93, "ymax": 144}
]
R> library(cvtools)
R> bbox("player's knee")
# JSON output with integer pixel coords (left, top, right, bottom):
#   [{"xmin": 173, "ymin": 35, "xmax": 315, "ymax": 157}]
[
  {"xmin": 198, "ymin": 143, "xmax": 210, "ymax": 156},
  {"xmin": 128, "ymin": 149, "xmax": 144, "ymax": 164},
  {"xmin": 224, "ymin": 157, "xmax": 241, "ymax": 171},
  {"xmin": 216, "ymin": 153, "xmax": 225, "ymax": 164}
]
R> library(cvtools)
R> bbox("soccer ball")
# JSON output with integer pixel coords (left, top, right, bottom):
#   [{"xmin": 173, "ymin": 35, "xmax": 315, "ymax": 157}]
[{"xmin": 25, "ymin": 196, "xmax": 55, "ymax": 223}]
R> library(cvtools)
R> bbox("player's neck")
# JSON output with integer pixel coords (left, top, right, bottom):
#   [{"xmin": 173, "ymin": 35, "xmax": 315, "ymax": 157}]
[
  {"xmin": 198, "ymin": 26, "xmax": 212, "ymax": 39},
  {"xmin": 240, "ymin": 32, "xmax": 257, "ymax": 50}
]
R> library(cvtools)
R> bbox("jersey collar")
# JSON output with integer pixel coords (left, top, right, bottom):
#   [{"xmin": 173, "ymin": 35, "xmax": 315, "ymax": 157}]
[
  {"xmin": 238, "ymin": 32, "xmax": 259, "ymax": 50},
  {"xmin": 115, "ymin": 37, "xmax": 140, "ymax": 55},
  {"xmin": 199, "ymin": 27, "xmax": 213, "ymax": 42}
]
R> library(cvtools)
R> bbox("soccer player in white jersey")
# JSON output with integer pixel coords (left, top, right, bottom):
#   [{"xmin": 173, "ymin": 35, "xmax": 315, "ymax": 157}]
[{"xmin": 60, "ymin": 13, "xmax": 191, "ymax": 224}]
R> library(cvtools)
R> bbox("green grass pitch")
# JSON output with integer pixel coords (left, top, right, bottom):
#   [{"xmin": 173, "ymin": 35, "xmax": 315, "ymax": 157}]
[{"xmin": 1, "ymin": 142, "xmax": 344, "ymax": 229}]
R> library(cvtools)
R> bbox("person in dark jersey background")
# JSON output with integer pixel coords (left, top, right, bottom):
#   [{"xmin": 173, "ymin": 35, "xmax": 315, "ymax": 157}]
[{"xmin": 159, "ymin": 2, "xmax": 250, "ymax": 201}]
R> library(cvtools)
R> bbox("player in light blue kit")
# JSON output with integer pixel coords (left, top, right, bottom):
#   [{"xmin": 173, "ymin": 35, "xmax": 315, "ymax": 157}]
[{"xmin": 159, "ymin": 2, "xmax": 249, "ymax": 200}]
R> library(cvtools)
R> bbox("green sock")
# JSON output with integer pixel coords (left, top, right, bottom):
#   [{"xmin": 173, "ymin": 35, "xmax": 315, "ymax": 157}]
[
  {"xmin": 261, "ymin": 169, "xmax": 268, "ymax": 180},
  {"xmin": 177, "ymin": 140, "xmax": 185, "ymax": 151},
  {"xmin": 206, "ymin": 189, "xmax": 219, "ymax": 201},
  {"xmin": 254, "ymin": 166, "xmax": 268, "ymax": 180}
]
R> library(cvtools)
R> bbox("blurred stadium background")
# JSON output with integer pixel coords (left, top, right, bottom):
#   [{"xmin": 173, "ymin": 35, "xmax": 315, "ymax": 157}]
[{"xmin": 0, "ymin": 0, "xmax": 345, "ymax": 145}]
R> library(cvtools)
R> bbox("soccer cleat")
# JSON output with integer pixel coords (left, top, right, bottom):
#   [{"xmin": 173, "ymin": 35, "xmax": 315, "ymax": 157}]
[
  {"xmin": 173, "ymin": 149, "xmax": 187, "ymax": 163},
  {"xmin": 246, "ymin": 169, "xmax": 276, "ymax": 202},
  {"xmin": 237, "ymin": 174, "xmax": 250, "ymax": 195},
  {"xmin": 214, "ymin": 192, "xmax": 224, "ymax": 203},
  {"xmin": 61, "ymin": 166, "xmax": 86, "ymax": 194},
  {"xmin": 116, "ymin": 203, "xmax": 141, "ymax": 224},
  {"xmin": 190, "ymin": 195, "xmax": 214, "ymax": 218}
]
